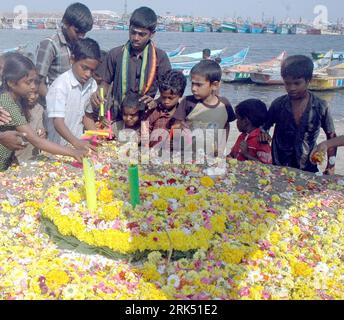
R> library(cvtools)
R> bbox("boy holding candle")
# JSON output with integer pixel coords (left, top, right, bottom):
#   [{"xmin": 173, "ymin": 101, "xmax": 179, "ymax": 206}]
[{"xmin": 46, "ymin": 38, "xmax": 100, "ymax": 152}]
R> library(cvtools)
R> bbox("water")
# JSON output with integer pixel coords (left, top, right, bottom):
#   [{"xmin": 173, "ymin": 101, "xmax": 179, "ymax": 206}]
[{"xmin": 1, "ymin": 29, "xmax": 344, "ymax": 120}]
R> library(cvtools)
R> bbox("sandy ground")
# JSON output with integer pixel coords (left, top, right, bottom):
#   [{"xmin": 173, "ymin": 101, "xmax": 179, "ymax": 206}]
[{"xmin": 228, "ymin": 121, "xmax": 344, "ymax": 176}]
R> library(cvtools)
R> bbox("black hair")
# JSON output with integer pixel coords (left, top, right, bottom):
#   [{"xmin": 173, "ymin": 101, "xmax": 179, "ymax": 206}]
[
  {"xmin": 214, "ymin": 57, "xmax": 222, "ymax": 64},
  {"xmin": 202, "ymin": 48, "xmax": 211, "ymax": 58},
  {"xmin": 235, "ymin": 99, "xmax": 268, "ymax": 128},
  {"xmin": 71, "ymin": 38, "xmax": 101, "ymax": 62},
  {"xmin": 158, "ymin": 70, "xmax": 187, "ymax": 97},
  {"xmin": 129, "ymin": 7, "xmax": 157, "ymax": 32},
  {"xmin": 190, "ymin": 60, "xmax": 222, "ymax": 82},
  {"xmin": 121, "ymin": 90, "xmax": 145, "ymax": 113},
  {"xmin": 2, "ymin": 53, "xmax": 35, "ymax": 90},
  {"xmin": 1, "ymin": 53, "xmax": 37, "ymax": 120},
  {"xmin": 281, "ymin": 55, "xmax": 314, "ymax": 81},
  {"xmin": 62, "ymin": 2, "xmax": 93, "ymax": 33}
]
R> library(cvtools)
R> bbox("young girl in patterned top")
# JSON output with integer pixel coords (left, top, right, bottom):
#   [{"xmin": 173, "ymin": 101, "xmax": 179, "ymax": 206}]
[{"xmin": 0, "ymin": 53, "xmax": 86, "ymax": 171}]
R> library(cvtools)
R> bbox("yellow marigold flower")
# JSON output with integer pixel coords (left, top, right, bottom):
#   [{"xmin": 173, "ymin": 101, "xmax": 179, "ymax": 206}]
[
  {"xmin": 141, "ymin": 262, "xmax": 161, "ymax": 281},
  {"xmin": 250, "ymin": 249, "xmax": 265, "ymax": 261},
  {"xmin": 185, "ymin": 201, "xmax": 198, "ymax": 212},
  {"xmin": 98, "ymin": 204, "xmax": 121, "ymax": 221},
  {"xmin": 200, "ymin": 176, "xmax": 215, "ymax": 188},
  {"xmin": 269, "ymin": 231, "xmax": 281, "ymax": 245},
  {"xmin": 291, "ymin": 261, "xmax": 313, "ymax": 277},
  {"xmin": 220, "ymin": 244, "xmax": 246, "ymax": 264},
  {"xmin": 153, "ymin": 199, "xmax": 169, "ymax": 211},
  {"xmin": 68, "ymin": 191, "xmax": 81, "ymax": 204},
  {"xmin": 98, "ymin": 187, "xmax": 113, "ymax": 203},
  {"xmin": 45, "ymin": 269, "xmax": 70, "ymax": 291}
]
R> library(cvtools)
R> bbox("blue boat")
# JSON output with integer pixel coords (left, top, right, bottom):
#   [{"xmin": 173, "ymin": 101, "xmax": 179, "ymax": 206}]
[
  {"xmin": 236, "ymin": 23, "xmax": 251, "ymax": 33},
  {"xmin": 172, "ymin": 47, "xmax": 249, "ymax": 76},
  {"xmin": 156, "ymin": 24, "xmax": 167, "ymax": 32},
  {"xmin": 194, "ymin": 24, "xmax": 212, "ymax": 32},
  {"xmin": 167, "ymin": 46, "xmax": 186, "ymax": 58},
  {"xmin": 251, "ymin": 23, "xmax": 264, "ymax": 34},
  {"xmin": 266, "ymin": 24, "xmax": 277, "ymax": 34}
]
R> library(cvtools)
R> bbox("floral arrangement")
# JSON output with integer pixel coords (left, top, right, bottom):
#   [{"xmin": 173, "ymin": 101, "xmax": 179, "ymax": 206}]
[{"xmin": 1, "ymin": 142, "xmax": 343, "ymax": 300}]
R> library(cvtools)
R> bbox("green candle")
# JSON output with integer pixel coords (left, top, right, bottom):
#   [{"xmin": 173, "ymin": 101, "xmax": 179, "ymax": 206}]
[
  {"xmin": 83, "ymin": 158, "xmax": 97, "ymax": 212},
  {"xmin": 128, "ymin": 164, "xmax": 140, "ymax": 207},
  {"xmin": 99, "ymin": 87, "xmax": 105, "ymax": 118}
]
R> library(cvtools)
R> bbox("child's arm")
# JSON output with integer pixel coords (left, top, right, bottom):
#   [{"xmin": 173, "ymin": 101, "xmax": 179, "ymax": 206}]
[
  {"xmin": 0, "ymin": 131, "xmax": 28, "ymax": 151},
  {"xmin": 83, "ymin": 113, "xmax": 97, "ymax": 130},
  {"xmin": 16, "ymin": 124, "xmax": 86, "ymax": 162},
  {"xmin": 53, "ymin": 118, "xmax": 96, "ymax": 152},
  {"xmin": 239, "ymin": 140, "xmax": 260, "ymax": 162}
]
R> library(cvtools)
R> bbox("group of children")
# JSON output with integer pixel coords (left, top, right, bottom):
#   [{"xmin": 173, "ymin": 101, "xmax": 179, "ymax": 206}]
[{"xmin": 0, "ymin": 4, "xmax": 343, "ymax": 175}]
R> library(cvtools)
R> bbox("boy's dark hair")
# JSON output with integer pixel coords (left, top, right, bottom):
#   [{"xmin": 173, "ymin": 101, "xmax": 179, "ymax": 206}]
[
  {"xmin": 62, "ymin": 2, "xmax": 93, "ymax": 33},
  {"xmin": 202, "ymin": 48, "xmax": 211, "ymax": 58},
  {"xmin": 190, "ymin": 60, "xmax": 222, "ymax": 82},
  {"xmin": 158, "ymin": 70, "xmax": 187, "ymax": 97},
  {"xmin": 129, "ymin": 7, "xmax": 157, "ymax": 32},
  {"xmin": 71, "ymin": 38, "xmax": 101, "ymax": 62},
  {"xmin": 121, "ymin": 90, "xmax": 145, "ymax": 112},
  {"xmin": 235, "ymin": 99, "xmax": 268, "ymax": 128},
  {"xmin": 281, "ymin": 55, "xmax": 314, "ymax": 81}
]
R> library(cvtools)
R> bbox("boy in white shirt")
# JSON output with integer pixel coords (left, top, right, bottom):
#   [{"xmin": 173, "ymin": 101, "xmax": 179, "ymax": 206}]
[{"xmin": 46, "ymin": 38, "xmax": 100, "ymax": 151}]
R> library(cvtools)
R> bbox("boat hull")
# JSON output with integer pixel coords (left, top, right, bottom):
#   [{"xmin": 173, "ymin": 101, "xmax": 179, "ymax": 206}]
[
  {"xmin": 251, "ymin": 72, "xmax": 284, "ymax": 85},
  {"xmin": 309, "ymin": 77, "xmax": 344, "ymax": 90}
]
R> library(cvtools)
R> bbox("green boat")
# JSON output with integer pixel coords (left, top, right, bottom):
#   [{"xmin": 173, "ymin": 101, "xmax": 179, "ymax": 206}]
[
  {"xmin": 181, "ymin": 23, "xmax": 194, "ymax": 32},
  {"xmin": 220, "ymin": 23, "xmax": 237, "ymax": 33}
]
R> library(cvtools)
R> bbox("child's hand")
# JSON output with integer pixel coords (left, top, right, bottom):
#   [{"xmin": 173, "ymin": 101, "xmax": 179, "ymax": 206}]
[
  {"xmin": 258, "ymin": 132, "xmax": 271, "ymax": 144},
  {"xmin": 139, "ymin": 95, "xmax": 157, "ymax": 110},
  {"xmin": 71, "ymin": 148, "xmax": 88, "ymax": 163},
  {"xmin": 74, "ymin": 139, "xmax": 97, "ymax": 153},
  {"xmin": 239, "ymin": 140, "xmax": 249, "ymax": 155},
  {"xmin": 37, "ymin": 128, "xmax": 46, "ymax": 139},
  {"xmin": 91, "ymin": 90, "xmax": 106, "ymax": 109},
  {"xmin": 0, "ymin": 106, "xmax": 12, "ymax": 125},
  {"xmin": 310, "ymin": 142, "xmax": 327, "ymax": 165}
]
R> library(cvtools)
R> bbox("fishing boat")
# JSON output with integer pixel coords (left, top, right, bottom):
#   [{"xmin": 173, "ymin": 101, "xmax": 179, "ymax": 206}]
[
  {"xmin": 307, "ymin": 28, "xmax": 321, "ymax": 35},
  {"xmin": 265, "ymin": 23, "xmax": 277, "ymax": 34},
  {"xmin": 220, "ymin": 22, "xmax": 237, "ymax": 33},
  {"xmin": 222, "ymin": 51, "xmax": 287, "ymax": 83},
  {"xmin": 236, "ymin": 23, "xmax": 250, "ymax": 33},
  {"xmin": 289, "ymin": 24, "xmax": 308, "ymax": 34},
  {"xmin": 0, "ymin": 43, "xmax": 28, "ymax": 55},
  {"xmin": 251, "ymin": 51, "xmax": 333, "ymax": 86},
  {"xmin": 309, "ymin": 76, "xmax": 344, "ymax": 91},
  {"xmin": 167, "ymin": 46, "xmax": 186, "ymax": 58},
  {"xmin": 250, "ymin": 23, "xmax": 264, "ymax": 34},
  {"xmin": 311, "ymin": 51, "xmax": 344, "ymax": 60},
  {"xmin": 156, "ymin": 24, "xmax": 167, "ymax": 32},
  {"xmin": 181, "ymin": 23, "xmax": 194, "ymax": 32},
  {"xmin": 174, "ymin": 48, "xmax": 249, "ymax": 76},
  {"xmin": 177, "ymin": 48, "xmax": 249, "ymax": 76},
  {"xmin": 276, "ymin": 24, "xmax": 290, "ymax": 34},
  {"xmin": 310, "ymin": 62, "xmax": 344, "ymax": 90},
  {"xmin": 170, "ymin": 48, "xmax": 226, "ymax": 64},
  {"xmin": 250, "ymin": 67, "xmax": 284, "ymax": 85},
  {"xmin": 194, "ymin": 24, "xmax": 212, "ymax": 32}
]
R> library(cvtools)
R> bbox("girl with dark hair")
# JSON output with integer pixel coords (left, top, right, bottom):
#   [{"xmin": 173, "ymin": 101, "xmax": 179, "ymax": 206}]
[{"xmin": 0, "ymin": 53, "xmax": 86, "ymax": 171}]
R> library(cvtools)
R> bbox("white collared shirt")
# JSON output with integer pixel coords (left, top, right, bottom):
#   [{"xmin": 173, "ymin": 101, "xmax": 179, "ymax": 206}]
[{"xmin": 46, "ymin": 69, "xmax": 97, "ymax": 146}]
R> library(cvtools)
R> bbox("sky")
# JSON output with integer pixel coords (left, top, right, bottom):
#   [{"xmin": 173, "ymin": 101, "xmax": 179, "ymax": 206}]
[{"xmin": 0, "ymin": 0, "xmax": 343, "ymax": 22}]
